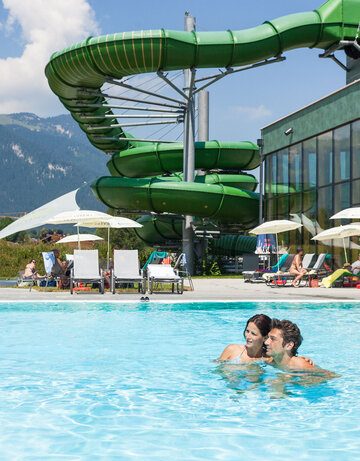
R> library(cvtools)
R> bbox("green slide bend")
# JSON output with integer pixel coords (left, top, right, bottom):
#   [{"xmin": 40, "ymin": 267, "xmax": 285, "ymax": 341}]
[{"xmin": 45, "ymin": 0, "xmax": 360, "ymax": 251}]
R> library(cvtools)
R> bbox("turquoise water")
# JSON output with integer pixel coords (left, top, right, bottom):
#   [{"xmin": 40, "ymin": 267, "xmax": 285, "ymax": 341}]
[{"xmin": 0, "ymin": 301, "xmax": 359, "ymax": 460}]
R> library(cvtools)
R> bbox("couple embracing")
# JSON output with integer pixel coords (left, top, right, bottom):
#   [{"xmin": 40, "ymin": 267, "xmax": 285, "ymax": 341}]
[{"xmin": 219, "ymin": 314, "xmax": 315, "ymax": 370}]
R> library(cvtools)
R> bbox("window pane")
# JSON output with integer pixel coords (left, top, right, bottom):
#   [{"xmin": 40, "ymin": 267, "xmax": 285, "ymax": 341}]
[
  {"xmin": 318, "ymin": 132, "xmax": 333, "ymax": 187},
  {"xmin": 275, "ymin": 194, "xmax": 289, "ymax": 219},
  {"xmin": 289, "ymin": 144, "xmax": 302, "ymax": 192},
  {"xmin": 334, "ymin": 182, "xmax": 350, "ymax": 215},
  {"xmin": 333, "ymin": 182, "xmax": 350, "ymax": 226},
  {"xmin": 289, "ymin": 193, "xmax": 301, "ymax": 216},
  {"xmin": 334, "ymin": 125, "xmax": 350, "ymax": 183},
  {"xmin": 317, "ymin": 186, "xmax": 333, "ymax": 259},
  {"xmin": 276, "ymin": 149, "xmax": 289, "ymax": 194},
  {"xmin": 289, "ymin": 228, "xmax": 301, "ymax": 251},
  {"xmin": 265, "ymin": 155, "xmax": 275, "ymax": 199},
  {"xmin": 303, "ymin": 138, "xmax": 316, "ymax": 190},
  {"xmin": 352, "ymin": 179, "xmax": 360, "ymax": 206},
  {"xmin": 352, "ymin": 120, "xmax": 360, "ymax": 180},
  {"xmin": 302, "ymin": 189, "xmax": 317, "ymax": 253},
  {"xmin": 266, "ymin": 198, "xmax": 276, "ymax": 221},
  {"xmin": 318, "ymin": 186, "xmax": 333, "ymax": 230}
]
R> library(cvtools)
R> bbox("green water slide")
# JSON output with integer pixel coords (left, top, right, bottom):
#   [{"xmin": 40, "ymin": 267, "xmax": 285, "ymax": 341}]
[{"xmin": 45, "ymin": 0, "xmax": 360, "ymax": 252}]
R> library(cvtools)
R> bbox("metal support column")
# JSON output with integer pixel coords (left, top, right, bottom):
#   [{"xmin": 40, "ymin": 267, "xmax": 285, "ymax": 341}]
[
  {"xmin": 197, "ymin": 90, "xmax": 209, "ymax": 260},
  {"xmin": 182, "ymin": 12, "xmax": 196, "ymax": 275},
  {"xmin": 198, "ymin": 90, "xmax": 209, "ymax": 143},
  {"xmin": 257, "ymin": 138, "xmax": 264, "ymax": 224}
]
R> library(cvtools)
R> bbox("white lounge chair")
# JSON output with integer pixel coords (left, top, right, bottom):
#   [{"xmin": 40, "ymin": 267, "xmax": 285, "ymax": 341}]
[
  {"xmin": 111, "ymin": 250, "xmax": 145, "ymax": 294},
  {"xmin": 17, "ymin": 270, "xmax": 37, "ymax": 291},
  {"xmin": 70, "ymin": 250, "xmax": 104, "ymax": 294},
  {"xmin": 147, "ymin": 264, "xmax": 183, "ymax": 294}
]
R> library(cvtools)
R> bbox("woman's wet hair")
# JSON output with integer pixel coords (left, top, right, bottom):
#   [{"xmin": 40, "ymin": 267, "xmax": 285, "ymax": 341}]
[
  {"xmin": 243, "ymin": 314, "xmax": 272, "ymax": 339},
  {"xmin": 296, "ymin": 247, "xmax": 303, "ymax": 254}
]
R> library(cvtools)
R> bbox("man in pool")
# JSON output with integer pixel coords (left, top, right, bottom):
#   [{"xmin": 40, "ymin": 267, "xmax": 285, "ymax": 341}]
[{"xmin": 265, "ymin": 319, "xmax": 315, "ymax": 370}]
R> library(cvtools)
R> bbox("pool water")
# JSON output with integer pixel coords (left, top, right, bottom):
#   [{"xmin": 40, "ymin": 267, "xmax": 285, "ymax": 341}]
[{"xmin": 0, "ymin": 301, "xmax": 359, "ymax": 460}]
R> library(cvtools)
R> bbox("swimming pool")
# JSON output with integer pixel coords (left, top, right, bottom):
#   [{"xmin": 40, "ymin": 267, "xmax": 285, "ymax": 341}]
[{"xmin": 0, "ymin": 301, "xmax": 359, "ymax": 460}]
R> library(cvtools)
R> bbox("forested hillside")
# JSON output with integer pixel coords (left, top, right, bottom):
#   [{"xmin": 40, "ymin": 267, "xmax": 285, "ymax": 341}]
[{"xmin": 0, "ymin": 113, "xmax": 109, "ymax": 213}]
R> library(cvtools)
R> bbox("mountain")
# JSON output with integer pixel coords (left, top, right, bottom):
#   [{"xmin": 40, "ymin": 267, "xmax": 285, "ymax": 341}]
[{"xmin": 0, "ymin": 112, "xmax": 109, "ymax": 214}]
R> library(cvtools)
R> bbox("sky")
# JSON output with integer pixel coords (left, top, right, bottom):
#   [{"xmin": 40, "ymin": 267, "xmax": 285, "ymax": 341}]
[{"xmin": 0, "ymin": 0, "xmax": 349, "ymax": 144}]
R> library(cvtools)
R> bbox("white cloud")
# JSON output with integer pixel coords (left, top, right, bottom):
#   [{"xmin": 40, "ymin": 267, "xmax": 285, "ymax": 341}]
[
  {"xmin": 233, "ymin": 104, "xmax": 272, "ymax": 121},
  {"xmin": 0, "ymin": 0, "xmax": 99, "ymax": 116}
]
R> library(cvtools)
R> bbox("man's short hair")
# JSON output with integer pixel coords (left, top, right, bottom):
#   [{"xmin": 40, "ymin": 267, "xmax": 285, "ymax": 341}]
[{"xmin": 271, "ymin": 319, "xmax": 303, "ymax": 356}]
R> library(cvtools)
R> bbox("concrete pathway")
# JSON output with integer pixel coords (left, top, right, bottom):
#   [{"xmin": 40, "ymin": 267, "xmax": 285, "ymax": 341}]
[{"xmin": 1, "ymin": 279, "xmax": 360, "ymax": 302}]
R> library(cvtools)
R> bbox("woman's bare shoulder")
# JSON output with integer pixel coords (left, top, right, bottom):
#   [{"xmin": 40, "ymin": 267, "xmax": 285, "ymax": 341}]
[{"xmin": 219, "ymin": 344, "xmax": 244, "ymax": 361}]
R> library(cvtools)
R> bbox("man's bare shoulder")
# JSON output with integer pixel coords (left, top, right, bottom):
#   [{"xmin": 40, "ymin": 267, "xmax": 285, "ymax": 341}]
[{"xmin": 289, "ymin": 356, "xmax": 316, "ymax": 370}]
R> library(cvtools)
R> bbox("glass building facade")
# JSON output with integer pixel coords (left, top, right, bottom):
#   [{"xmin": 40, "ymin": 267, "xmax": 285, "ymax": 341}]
[{"xmin": 264, "ymin": 119, "xmax": 360, "ymax": 267}]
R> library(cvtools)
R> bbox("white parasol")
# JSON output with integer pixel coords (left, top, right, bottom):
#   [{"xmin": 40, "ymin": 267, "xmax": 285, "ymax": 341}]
[
  {"xmin": 250, "ymin": 220, "xmax": 303, "ymax": 270},
  {"xmin": 312, "ymin": 223, "xmax": 360, "ymax": 263}
]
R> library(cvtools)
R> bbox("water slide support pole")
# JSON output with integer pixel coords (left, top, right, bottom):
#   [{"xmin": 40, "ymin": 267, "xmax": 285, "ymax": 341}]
[
  {"xmin": 198, "ymin": 90, "xmax": 209, "ymax": 145},
  {"xmin": 257, "ymin": 138, "xmax": 264, "ymax": 224},
  {"xmin": 197, "ymin": 90, "xmax": 209, "ymax": 261},
  {"xmin": 182, "ymin": 12, "xmax": 196, "ymax": 275}
]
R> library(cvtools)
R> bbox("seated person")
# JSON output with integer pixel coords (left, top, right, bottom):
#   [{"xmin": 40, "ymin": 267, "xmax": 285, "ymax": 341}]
[
  {"xmin": 22, "ymin": 259, "xmax": 45, "ymax": 279},
  {"xmin": 100, "ymin": 247, "xmax": 119, "ymax": 288},
  {"xmin": 51, "ymin": 249, "xmax": 70, "ymax": 287},
  {"xmin": 351, "ymin": 255, "xmax": 360, "ymax": 275},
  {"xmin": 289, "ymin": 247, "xmax": 307, "ymax": 287}
]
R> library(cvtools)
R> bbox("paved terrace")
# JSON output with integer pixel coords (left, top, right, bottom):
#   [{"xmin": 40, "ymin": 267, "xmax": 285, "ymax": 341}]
[{"xmin": 1, "ymin": 279, "xmax": 360, "ymax": 302}]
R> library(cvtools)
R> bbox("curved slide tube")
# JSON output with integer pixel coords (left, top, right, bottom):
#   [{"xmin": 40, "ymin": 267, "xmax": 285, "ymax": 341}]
[
  {"xmin": 134, "ymin": 215, "xmax": 257, "ymax": 255},
  {"xmin": 45, "ymin": 0, "xmax": 360, "ymax": 249}
]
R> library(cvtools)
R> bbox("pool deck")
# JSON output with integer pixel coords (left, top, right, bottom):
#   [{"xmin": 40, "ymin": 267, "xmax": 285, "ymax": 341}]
[{"xmin": 1, "ymin": 279, "xmax": 360, "ymax": 302}]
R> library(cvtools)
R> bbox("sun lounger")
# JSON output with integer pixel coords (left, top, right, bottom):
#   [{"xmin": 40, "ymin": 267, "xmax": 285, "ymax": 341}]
[
  {"xmin": 70, "ymin": 250, "xmax": 104, "ymax": 294},
  {"xmin": 17, "ymin": 252, "xmax": 58, "ymax": 292},
  {"xmin": 266, "ymin": 253, "xmax": 328, "ymax": 287},
  {"xmin": 111, "ymin": 249, "xmax": 145, "ymax": 294},
  {"xmin": 147, "ymin": 264, "xmax": 183, "ymax": 294},
  {"xmin": 321, "ymin": 269, "xmax": 354, "ymax": 288},
  {"xmin": 174, "ymin": 253, "xmax": 194, "ymax": 291},
  {"xmin": 264, "ymin": 254, "xmax": 316, "ymax": 287},
  {"xmin": 307, "ymin": 254, "xmax": 327, "ymax": 273},
  {"xmin": 261, "ymin": 255, "xmax": 295, "ymax": 285},
  {"xmin": 17, "ymin": 270, "xmax": 37, "ymax": 291},
  {"xmin": 243, "ymin": 254, "xmax": 294, "ymax": 283},
  {"xmin": 305, "ymin": 254, "xmax": 331, "ymax": 285}
]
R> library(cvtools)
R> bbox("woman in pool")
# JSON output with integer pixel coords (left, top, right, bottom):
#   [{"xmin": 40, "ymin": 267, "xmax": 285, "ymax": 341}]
[
  {"xmin": 218, "ymin": 314, "xmax": 272, "ymax": 364},
  {"xmin": 218, "ymin": 314, "xmax": 314, "ymax": 366}
]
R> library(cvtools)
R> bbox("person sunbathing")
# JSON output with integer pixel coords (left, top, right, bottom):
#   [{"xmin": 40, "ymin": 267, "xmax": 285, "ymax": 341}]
[
  {"xmin": 290, "ymin": 247, "xmax": 307, "ymax": 287},
  {"xmin": 351, "ymin": 254, "xmax": 360, "ymax": 275},
  {"xmin": 22, "ymin": 259, "xmax": 45, "ymax": 279},
  {"xmin": 51, "ymin": 249, "xmax": 70, "ymax": 288}
]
